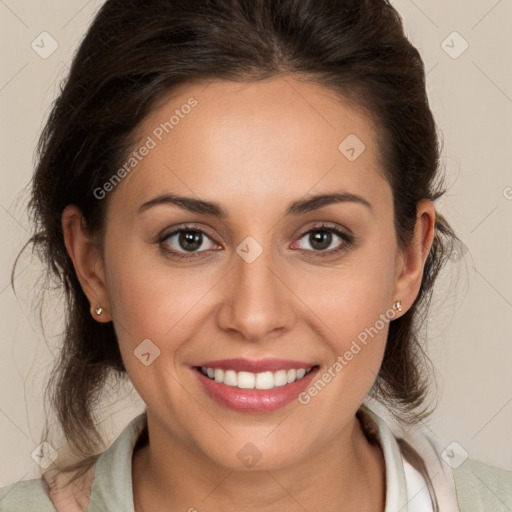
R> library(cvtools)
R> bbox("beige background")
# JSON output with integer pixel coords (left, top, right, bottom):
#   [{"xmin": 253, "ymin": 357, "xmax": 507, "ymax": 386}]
[{"xmin": 1, "ymin": 0, "xmax": 511, "ymax": 486}]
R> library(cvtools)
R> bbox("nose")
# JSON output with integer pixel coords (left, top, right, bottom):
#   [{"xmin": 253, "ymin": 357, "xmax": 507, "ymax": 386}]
[{"xmin": 215, "ymin": 243, "xmax": 297, "ymax": 343}]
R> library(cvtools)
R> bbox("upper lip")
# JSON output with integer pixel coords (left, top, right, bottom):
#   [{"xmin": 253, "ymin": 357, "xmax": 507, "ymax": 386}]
[{"xmin": 195, "ymin": 358, "xmax": 317, "ymax": 373}]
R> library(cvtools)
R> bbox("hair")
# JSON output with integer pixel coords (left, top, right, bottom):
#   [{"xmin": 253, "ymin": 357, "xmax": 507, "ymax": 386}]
[{"xmin": 18, "ymin": 0, "xmax": 462, "ymax": 508}]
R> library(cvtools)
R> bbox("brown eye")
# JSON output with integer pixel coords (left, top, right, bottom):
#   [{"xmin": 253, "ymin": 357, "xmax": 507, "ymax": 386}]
[
  {"xmin": 305, "ymin": 230, "xmax": 335, "ymax": 251},
  {"xmin": 159, "ymin": 226, "xmax": 219, "ymax": 260},
  {"xmin": 176, "ymin": 230, "xmax": 204, "ymax": 252},
  {"xmin": 293, "ymin": 224, "xmax": 354, "ymax": 257}
]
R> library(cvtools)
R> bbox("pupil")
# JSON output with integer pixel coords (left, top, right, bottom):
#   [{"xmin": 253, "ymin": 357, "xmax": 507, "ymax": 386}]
[
  {"xmin": 311, "ymin": 230, "xmax": 331, "ymax": 250},
  {"xmin": 180, "ymin": 231, "xmax": 202, "ymax": 251}
]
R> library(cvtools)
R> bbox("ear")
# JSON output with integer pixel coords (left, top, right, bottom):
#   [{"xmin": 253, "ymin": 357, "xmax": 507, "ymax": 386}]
[
  {"xmin": 392, "ymin": 199, "xmax": 436, "ymax": 316},
  {"xmin": 62, "ymin": 205, "xmax": 111, "ymax": 322}
]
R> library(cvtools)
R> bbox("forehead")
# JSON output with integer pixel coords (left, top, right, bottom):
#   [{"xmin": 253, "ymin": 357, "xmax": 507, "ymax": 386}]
[{"xmin": 109, "ymin": 76, "xmax": 389, "ymax": 215}]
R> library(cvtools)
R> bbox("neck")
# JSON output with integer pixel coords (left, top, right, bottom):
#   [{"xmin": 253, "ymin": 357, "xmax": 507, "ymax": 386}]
[{"xmin": 132, "ymin": 412, "xmax": 386, "ymax": 512}]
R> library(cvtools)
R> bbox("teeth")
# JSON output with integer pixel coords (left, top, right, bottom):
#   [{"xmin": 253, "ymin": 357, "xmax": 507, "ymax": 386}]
[
  {"xmin": 223, "ymin": 370, "xmax": 237, "ymax": 387},
  {"xmin": 274, "ymin": 370, "xmax": 287, "ymax": 387},
  {"xmin": 256, "ymin": 372, "xmax": 274, "ymax": 390},
  {"xmin": 200, "ymin": 366, "xmax": 313, "ymax": 389},
  {"xmin": 237, "ymin": 371, "xmax": 255, "ymax": 389}
]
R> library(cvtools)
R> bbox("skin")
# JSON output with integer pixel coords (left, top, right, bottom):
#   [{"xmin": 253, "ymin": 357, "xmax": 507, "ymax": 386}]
[{"xmin": 62, "ymin": 76, "xmax": 435, "ymax": 511}]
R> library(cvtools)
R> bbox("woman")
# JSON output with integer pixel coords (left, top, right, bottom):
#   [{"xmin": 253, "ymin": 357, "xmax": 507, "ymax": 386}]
[{"xmin": 1, "ymin": 0, "xmax": 510, "ymax": 510}]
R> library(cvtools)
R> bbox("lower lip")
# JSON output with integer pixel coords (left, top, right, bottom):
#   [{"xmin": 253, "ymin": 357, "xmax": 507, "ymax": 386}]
[{"xmin": 193, "ymin": 366, "xmax": 319, "ymax": 413}]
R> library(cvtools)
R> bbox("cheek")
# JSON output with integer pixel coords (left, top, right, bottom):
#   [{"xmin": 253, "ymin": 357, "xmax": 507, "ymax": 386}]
[
  {"xmin": 304, "ymin": 243, "xmax": 396, "ymax": 343},
  {"xmin": 296, "ymin": 241, "xmax": 396, "ymax": 402},
  {"xmin": 313, "ymin": 275, "xmax": 391, "ymax": 382},
  {"xmin": 104, "ymin": 260, "xmax": 220, "ymax": 415},
  {"xmin": 105, "ymin": 259, "xmax": 216, "ymax": 347},
  {"xmin": 101, "ymin": 230, "xmax": 219, "ymax": 373}
]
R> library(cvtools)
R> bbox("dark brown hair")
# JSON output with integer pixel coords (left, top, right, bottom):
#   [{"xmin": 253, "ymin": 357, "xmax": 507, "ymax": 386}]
[{"xmin": 21, "ymin": 0, "xmax": 461, "ymax": 508}]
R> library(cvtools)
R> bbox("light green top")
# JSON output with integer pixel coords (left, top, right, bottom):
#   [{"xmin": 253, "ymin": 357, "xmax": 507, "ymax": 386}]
[{"xmin": 1, "ymin": 407, "xmax": 510, "ymax": 511}]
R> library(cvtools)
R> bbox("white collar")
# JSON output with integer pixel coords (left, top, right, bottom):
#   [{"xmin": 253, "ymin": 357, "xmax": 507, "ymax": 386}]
[{"xmin": 358, "ymin": 404, "xmax": 461, "ymax": 511}]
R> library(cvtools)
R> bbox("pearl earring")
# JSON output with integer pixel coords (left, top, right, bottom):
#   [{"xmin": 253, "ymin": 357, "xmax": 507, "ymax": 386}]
[{"xmin": 393, "ymin": 300, "xmax": 402, "ymax": 312}]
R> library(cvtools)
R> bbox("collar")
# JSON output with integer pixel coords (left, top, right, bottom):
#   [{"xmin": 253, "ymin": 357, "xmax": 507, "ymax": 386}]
[
  {"xmin": 80, "ymin": 406, "xmax": 458, "ymax": 511},
  {"xmin": 357, "ymin": 405, "xmax": 410, "ymax": 510}
]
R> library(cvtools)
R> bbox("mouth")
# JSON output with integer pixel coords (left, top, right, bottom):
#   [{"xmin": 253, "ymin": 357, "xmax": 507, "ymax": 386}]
[
  {"xmin": 192, "ymin": 359, "xmax": 320, "ymax": 412},
  {"xmin": 196, "ymin": 365, "xmax": 316, "ymax": 389}
]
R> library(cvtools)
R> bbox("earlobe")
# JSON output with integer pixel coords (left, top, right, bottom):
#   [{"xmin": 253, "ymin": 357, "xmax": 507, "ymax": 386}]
[
  {"xmin": 62, "ymin": 205, "xmax": 111, "ymax": 322},
  {"xmin": 392, "ymin": 199, "xmax": 436, "ymax": 316}
]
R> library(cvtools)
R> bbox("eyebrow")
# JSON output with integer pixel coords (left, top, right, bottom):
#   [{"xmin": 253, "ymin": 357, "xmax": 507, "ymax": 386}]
[{"xmin": 138, "ymin": 191, "xmax": 373, "ymax": 217}]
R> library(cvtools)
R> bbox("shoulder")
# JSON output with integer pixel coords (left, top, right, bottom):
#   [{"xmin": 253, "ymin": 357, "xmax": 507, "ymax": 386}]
[
  {"xmin": 0, "ymin": 463, "xmax": 96, "ymax": 512},
  {"xmin": 452, "ymin": 458, "xmax": 512, "ymax": 510},
  {"xmin": 0, "ymin": 413, "xmax": 146, "ymax": 512},
  {"xmin": 0, "ymin": 478, "xmax": 57, "ymax": 511}
]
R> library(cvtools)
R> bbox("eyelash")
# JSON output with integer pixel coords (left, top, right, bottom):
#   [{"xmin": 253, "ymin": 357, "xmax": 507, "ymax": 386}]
[{"xmin": 157, "ymin": 223, "xmax": 354, "ymax": 261}]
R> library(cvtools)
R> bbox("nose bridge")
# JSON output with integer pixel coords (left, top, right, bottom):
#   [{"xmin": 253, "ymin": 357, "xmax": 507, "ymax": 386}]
[{"xmin": 217, "ymin": 236, "xmax": 294, "ymax": 341}]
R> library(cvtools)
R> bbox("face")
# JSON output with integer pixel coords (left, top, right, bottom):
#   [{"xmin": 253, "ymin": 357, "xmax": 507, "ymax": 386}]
[{"xmin": 68, "ymin": 76, "xmax": 428, "ymax": 471}]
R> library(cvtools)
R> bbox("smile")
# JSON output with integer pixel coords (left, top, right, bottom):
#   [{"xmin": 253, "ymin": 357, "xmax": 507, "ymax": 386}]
[
  {"xmin": 192, "ymin": 359, "xmax": 320, "ymax": 412},
  {"xmin": 199, "ymin": 366, "xmax": 315, "ymax": 390}
]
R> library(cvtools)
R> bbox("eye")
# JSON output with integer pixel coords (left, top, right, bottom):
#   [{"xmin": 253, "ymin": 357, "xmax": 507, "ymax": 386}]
[
  {"xmin": 157, "ymin": 222, "xmax": 354, "ymax": 261},
  {"xmin": 292, "ymin": 223, "xmax": 353, "ymax": 257},
  {"xmin": 158, "ymin": 225, "xmax": 219, "ymax": 260}
]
